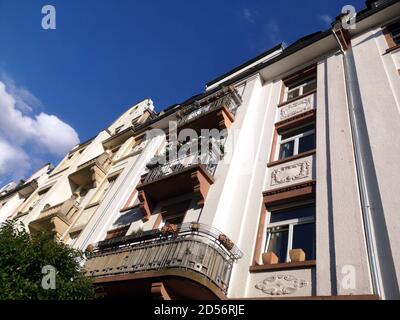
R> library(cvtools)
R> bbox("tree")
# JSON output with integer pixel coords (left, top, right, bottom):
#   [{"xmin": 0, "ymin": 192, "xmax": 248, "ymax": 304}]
[{"xmin": 0, "ymin": 219, "xmax": 98, "ymax": 300}]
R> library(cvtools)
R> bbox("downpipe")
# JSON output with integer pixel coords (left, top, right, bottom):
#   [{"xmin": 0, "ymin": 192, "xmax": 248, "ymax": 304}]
[{"xmin": 332, "ymin": 31, "xmax": 382, "ymax": 298}]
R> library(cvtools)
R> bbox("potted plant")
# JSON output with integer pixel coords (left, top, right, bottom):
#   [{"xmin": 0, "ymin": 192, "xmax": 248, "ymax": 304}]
[
  {"xmin": 262, "ymin": 252, "xmax": 279, "ymax": 265},
  {"xmin": 190, "ymin": 222, "xmax": 200, "ymax": 232},
  {"xmin": 161, "ymin": 223, "xmax": 178, "ymax": 236},
  {"xmin": 289, "ymin": 249, "xmax": 306, "ymax": 262},
  {"xmin": 130, "ymin": 227, "xmax": 144, "ymax": 238},
  {"xmin": 218, "ymin": 234, "xmax": 234, "ymax": 251}
]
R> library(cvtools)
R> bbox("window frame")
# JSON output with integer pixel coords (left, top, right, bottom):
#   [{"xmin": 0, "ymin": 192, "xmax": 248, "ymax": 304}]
[
  {"xmin": 383, "ymin": 19, "xmax": 400, "ymax": 52},
  {"xmin": 275, "ymin": 123, "xmax": 316, "ymax": 161},
  {"xmin": 262, "ymin": 202, "xmax": 316, "ymax": 264},
  {"xmin": 285, "ymin": 76, "xmax": 317, "ymax": 103}
]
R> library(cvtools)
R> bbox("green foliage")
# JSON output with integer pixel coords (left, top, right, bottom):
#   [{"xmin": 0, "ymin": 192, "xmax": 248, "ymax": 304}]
[{"xmin": 0, "ymin": 219, "xmax": 99, "ymax": 300}]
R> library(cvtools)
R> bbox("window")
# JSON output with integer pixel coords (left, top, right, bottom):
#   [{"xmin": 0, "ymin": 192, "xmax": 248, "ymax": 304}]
[
  {"xmin": 385, "ymin": 21, "xmax": 400, "ymax": 48},
  {"xmin": 114, "ymin": 125, "xmax": 124, "ymax": 134},
  {"xmin": 56, "ymin": 148, "xmax": 84, "ymax": 172},
  {"xmin": 160, "ymin": 200, "xmax": 191, "ymax": 227},
  {"xmin": 264, "ymin": 204, "xmax": 315, "ymax": 263},
  {"xmin": 92, "ymin": 175, "xmax": 118, "ymax": 204},
  {"xmin": 286, "ymin": 75, "xmax": 316, "ymax": 102},
  {"xmin": 278, "ymin": 124, "xmax": 315, "ymax": 160},
  {"xmin": 108, "ymin": 146, "xmax": 121, "ymax": 161},
  {"xmin": 131, "ymin": 116, "xmax": 141, "ymax": 127}
]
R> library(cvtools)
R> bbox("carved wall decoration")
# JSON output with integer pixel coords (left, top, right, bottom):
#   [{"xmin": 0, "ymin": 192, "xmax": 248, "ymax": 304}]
[
  {"xmin": 271, "ymin": 161, "xmax": 311, "ymax": 186},
  {"xmin": 279, "ymin": 94, "xmax": 315, "ymax": 122},
  {"xmin": 255, "ymin": 275, "xmax": 309, "ymax": 296}
]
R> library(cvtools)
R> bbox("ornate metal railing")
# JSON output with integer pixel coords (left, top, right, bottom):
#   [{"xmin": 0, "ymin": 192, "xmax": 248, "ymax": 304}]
[
  {"xmin": 143, "ymin": 138, "xmax": 222, "ymax": 185},
  {"xmin": 177, "ymin": 89, "xmax": 242, "ymax": 127},
  {"xmin": 85, "ymin": 223, "xmax": 242, "ymax": 294}
]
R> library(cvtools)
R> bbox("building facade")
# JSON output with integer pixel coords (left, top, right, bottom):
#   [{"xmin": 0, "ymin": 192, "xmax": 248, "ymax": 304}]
[{"xmin": 1, "ymin": 0, "xmax": 400, "ymax": 300}]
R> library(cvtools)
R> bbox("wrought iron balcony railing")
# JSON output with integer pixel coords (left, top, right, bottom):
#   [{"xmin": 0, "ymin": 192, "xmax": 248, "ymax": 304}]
[
  {"xmin": 85, "ymin": 222, "xmax": 243, "ymax": 295},
  {"xmin": 143, "ymin": 139, "xmax": 222, "ymax": 185},
  {"xmin": 177, "ymin": 89, "xmax": 242, "ymax": 127}
]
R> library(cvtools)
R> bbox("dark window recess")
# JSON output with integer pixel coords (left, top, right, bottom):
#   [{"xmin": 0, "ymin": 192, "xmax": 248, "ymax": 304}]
[
  {"xmin": 270, "ymin": 205, "xmax": 316, "ymax": 223},
  {"xmin": 279, "ymin": 141, "xmax": 295, "ymax": 159},
  {"xmin": 267, "ymin": 226, "xmax": 289, "ymax": 263},
  {"xmin": 388, "ymin": 21, "xmax": 400, "ymax": 46},
  {"xmin": 298, "ymin": 133, "xmax": 316, "ymax": 154},
  {"xmin": 161, "ymin": 200, "xmax": 191, "ymax": 226},
  {"xmin": 281, "ymin": 124, "xmax": 315, "ymax": 140},
  {"xmin": 292, "ymin": 223, "xmax": 316, "ymax": 260}
]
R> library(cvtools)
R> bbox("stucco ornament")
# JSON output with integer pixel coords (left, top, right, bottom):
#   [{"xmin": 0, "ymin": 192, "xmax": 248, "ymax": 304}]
[
  {"xmin": 271, "ymin": 160, "xmax": 311, "ymax": 186},
  {"xmin": 280, "ymin": 94, "xmax": 314, "ymax": 121},
  {"xmin": 255, "ymin": 275, "xmax": 309, "ymax": 296}
]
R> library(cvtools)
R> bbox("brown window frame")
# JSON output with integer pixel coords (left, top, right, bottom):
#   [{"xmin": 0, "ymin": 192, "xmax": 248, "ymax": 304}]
[
  {"xmin": 279, "ymin": 64, "xmax": 317, "ymax": 105},
  {"xmin": 383, "ymin": 20, "xmax": 400, "ymax": 53},
  {"xmin": 251, "ymin": 193, "xmax": 316, "ymax": 270}
]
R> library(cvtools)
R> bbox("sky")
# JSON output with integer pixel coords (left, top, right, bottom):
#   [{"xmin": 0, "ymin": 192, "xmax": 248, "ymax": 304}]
[{"xmin": 0, "ymin": 0, "xmax": 366, "ymax": 185}]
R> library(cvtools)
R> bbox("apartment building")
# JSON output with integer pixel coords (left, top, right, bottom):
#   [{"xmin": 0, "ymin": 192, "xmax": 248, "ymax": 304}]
[
  {"xmin": 2, "ymin": 0, "xmax": 400, "ymax": 300},
  {"xmin": 0, "ymin": 163, "xmax": 53, "ymax": 224}
]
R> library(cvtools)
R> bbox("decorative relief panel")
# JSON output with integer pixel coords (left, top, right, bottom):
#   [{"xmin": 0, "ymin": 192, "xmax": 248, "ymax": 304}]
[
  {"xmin": 255, "ymin": 275, "xmax": 309, "ymax": 296},
  {"xmin": 278, "ymin": 93, "xmax": 315, "ymax": 123},
  {"xmin": 271, "ymin": 160, "xmax": 311, "ymax": 186}
]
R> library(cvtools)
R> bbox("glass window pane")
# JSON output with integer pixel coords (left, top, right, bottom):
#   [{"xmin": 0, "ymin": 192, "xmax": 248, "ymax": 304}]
[
  {"xmin": 298, "ymin": 133, "xmax": 315, "ymax": 154},
  {"xmin": 279, "ymin": 140, "xmax": 294, "ymax": 159},
  {"xmin": 165, "ymin": 214, "xmax": 185, "ymax": 225},
  {"xmin": 303, "ymin": 80, "xmax": 317, "ymax": 94},
  {"xmin": 287, "ymin": 88, "xmax": 300, "ymax": 101},
  {"xmin": 267, "ymin": 227, "xmax": 289, "ymax": 263},
  {"xmin": 270, "ymin": 205, "xmax": 315, "ymax": 223},
  {"xmin": 281, "ymin": 124, "xmax": 315, "ymax": 140},
  {"xmin": 292, "ymin": 223, "xmax": 316, "ymax": 261}
]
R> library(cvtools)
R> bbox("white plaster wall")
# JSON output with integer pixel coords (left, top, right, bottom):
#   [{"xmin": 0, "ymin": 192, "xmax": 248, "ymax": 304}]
[
  {"xmin": 324, "ymin": 52, "xmax": 372, "ymax": 295},
  {"xmin": 73, "ymin": 133, "xmax": 164, "ymax": 250},
  {"xmin": 245, "ymin": 268, "xmax": 314, "ymax": 298},
  {"xmin": 351, "ymin": 28, "xmax": 400, "ymax": 298}
]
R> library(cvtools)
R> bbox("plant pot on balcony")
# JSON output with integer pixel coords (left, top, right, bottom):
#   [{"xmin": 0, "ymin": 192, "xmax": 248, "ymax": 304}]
[
  {"xmin": 262, "ymin": 252, "xmax": 279, "ymax": 265},
  {"xmin": 161, "ymin": 224, "xmax": 178, "ymax": 236},
  {"xmin": 289, "ymin": 249, "xmax": 306, "ymax": 262},
  {"xmin": 218, "ymin": 234, "xmax": 234, "ymax": 251},
  {"xmin": 190, "ymin": 222, "xmax": 200, "ymax": 232}
]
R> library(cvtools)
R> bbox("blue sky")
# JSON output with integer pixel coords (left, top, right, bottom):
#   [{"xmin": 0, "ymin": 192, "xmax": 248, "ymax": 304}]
[{"xmin": 0, "ymin": 0, "xmax": 366, "ymax": 184}]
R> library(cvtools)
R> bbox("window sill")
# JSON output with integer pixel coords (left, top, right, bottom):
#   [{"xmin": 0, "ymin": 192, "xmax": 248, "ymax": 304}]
[
  {"xmin": 249, "ymin": 260, "xmax": 316, "ymax": 273},
  {"xmin": 84, "ymin": 201, "xmax": 100, "ymax": 210},
  {"xmin": 278, "ymin": 89, "xmax": 317, "ymax": 108},
  {"xmin": 267, "ymin": 149, "xmax": 316, "ymax": 168},
  {"xmin": 48, "ymin": 166, "xmax": 70, "ymax": 178},
  {"xmin": 385, "ymin": 44, "xmax": 400, "ymax": 54},
  {"xmin": 120, "ymin": 204, "xmax": 140, "ymax": 213}
]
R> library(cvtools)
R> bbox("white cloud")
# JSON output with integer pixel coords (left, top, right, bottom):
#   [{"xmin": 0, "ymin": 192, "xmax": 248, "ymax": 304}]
[
  {"xmin": 265, "ymin": 20, "xmax": 282, "ymax": 46},
  {"xmin": 0, "ymin": 138, "xmax": 30, "ymax": 182},
  {"xmin": 318, "ymin": 14, "xmax": 333, "ymax": 26},
  {"xmin": 0, "ymin": 78, "xmax": 79, "ymax": 182},
  {"xmin": 243, "ymin": 8, "xmax": 256, "ymax": 24}
]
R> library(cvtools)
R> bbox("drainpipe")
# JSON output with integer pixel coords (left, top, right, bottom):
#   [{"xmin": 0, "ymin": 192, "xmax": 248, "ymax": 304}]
[{"xmin": 332, "ymin": 22, "xmax": 382, "ymax": 298}]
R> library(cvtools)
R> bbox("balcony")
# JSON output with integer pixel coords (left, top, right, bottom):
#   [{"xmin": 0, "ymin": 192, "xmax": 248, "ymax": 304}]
[
  {"xmin": 136, "ymin": 140, "xmax": 221, "ymax": 219},
  {"xmin": 176, "ymin": 87, "xmax": 241, "ymax": 134},
  {"xmin": 84, "ymin": 222, "xmax": 242, "ymax": 299},
  {"xmin": 68, "ymin": 152, "xmax": 112, "ymax": 188},
  {"xmin": 28, "ymin": 197, "xmax": 79, "ymax": 238},
  {"xmin": 17, "ymin": 179, "xmax": 38, "ymax": 199}
]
